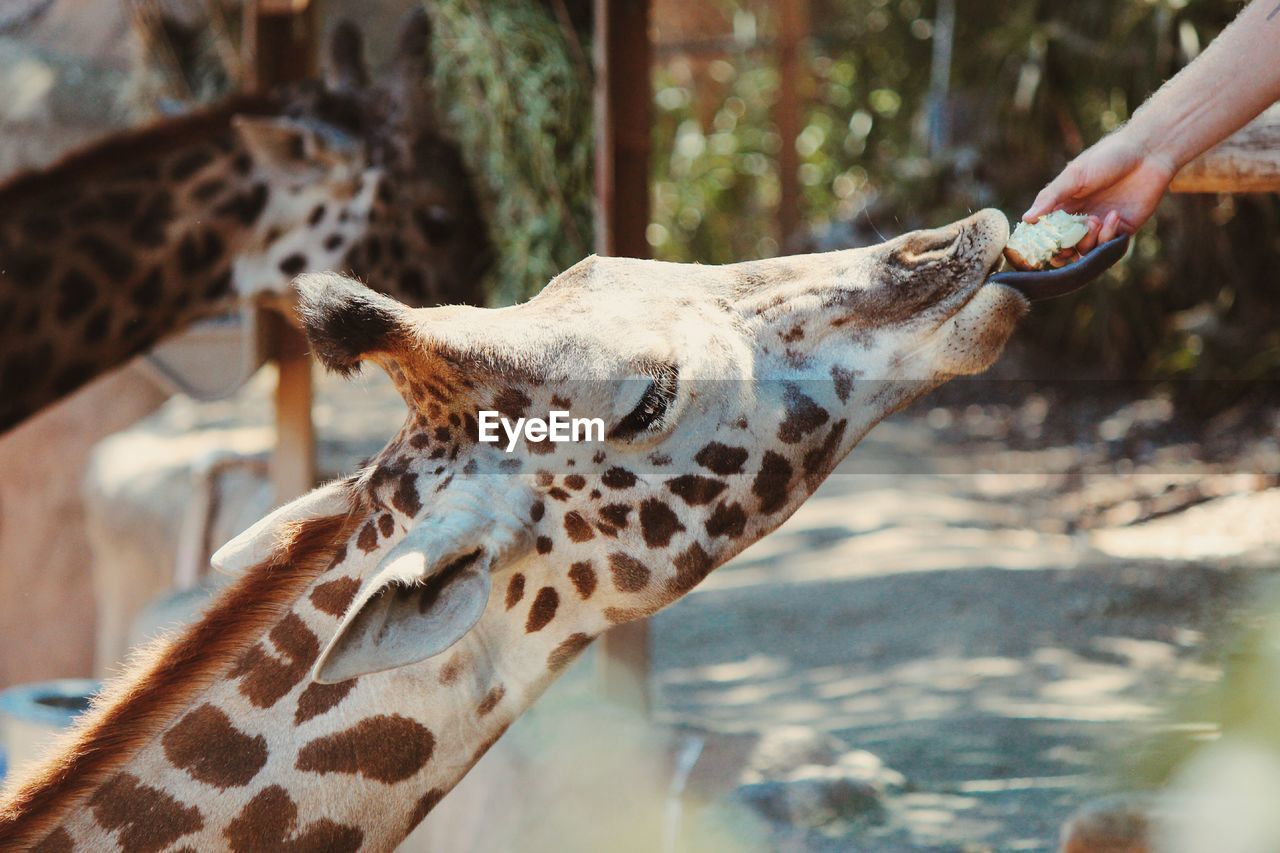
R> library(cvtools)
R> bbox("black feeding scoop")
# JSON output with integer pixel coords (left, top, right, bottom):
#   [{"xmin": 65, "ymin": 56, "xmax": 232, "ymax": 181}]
[{"xmin": 989, "ymin": 234, "xmax": 1131, "ymax": 301}]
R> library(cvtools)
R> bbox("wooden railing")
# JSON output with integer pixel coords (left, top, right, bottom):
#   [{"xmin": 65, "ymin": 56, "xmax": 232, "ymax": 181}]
[{"xmin": 1171, "ymin": 104, "xmax": 1280, "ymax": 194}]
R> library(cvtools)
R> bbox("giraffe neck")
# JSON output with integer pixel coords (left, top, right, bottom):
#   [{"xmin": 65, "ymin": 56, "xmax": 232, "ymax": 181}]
[
  {"xmin": 1, "ymin": 499, "xmax": 593, "ymax": 851},
  {"xmin": 0, "ymin": 99, "xmax": 279, "ymax": 433}
]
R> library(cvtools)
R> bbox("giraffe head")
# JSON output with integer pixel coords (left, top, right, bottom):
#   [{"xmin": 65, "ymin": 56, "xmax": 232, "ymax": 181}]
[
  {"xmin": 228, "ymin": 9, "xmax": 490, "ymax": 304},
  {"xmin": 214, "ymin": 209, "xmax": 1017, "ymax": 683}
]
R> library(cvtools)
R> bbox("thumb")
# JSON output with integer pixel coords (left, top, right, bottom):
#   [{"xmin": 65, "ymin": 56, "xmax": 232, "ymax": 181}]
[{"xmin": 1024, "ymin": 165, "xmax": 1085, "ymax": 222}]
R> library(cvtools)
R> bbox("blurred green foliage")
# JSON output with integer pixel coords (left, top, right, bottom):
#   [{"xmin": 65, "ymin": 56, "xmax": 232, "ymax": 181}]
[
  {"xmin": 427, "ymin": 0, "xmax": 594, "ymax": 305},
  {"xmin": 650, "ymin": 0, "xmax": 1280, "ymax": 411},
  {"xmin": 1128, "ymin": 576, "xmax": 1280, "ymax": 788}
]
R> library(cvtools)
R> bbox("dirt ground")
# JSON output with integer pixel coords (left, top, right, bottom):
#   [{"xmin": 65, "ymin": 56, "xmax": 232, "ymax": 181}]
[{"xmin": 643, "ymin": 379, "xmax": 1279, "ymax": 851}]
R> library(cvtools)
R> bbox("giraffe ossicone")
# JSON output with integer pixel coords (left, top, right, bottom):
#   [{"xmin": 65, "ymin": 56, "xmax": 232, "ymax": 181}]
[{"xmin": 1, "ymin": 209, "xmax": 1028, "ymax": 850}]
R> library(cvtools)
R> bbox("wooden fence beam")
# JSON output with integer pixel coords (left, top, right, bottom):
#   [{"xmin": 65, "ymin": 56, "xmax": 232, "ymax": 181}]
[{"xmin": 1172, "ymin": 104, "xmax": 1280, "ymax": 194}]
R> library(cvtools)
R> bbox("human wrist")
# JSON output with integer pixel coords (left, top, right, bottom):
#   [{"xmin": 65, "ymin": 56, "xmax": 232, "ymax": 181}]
[
  {"xmin": 1122, "ymin": 110, "xmax": 1184, "ymax": 178},
  {"xmin": 1132, "ymin": 91, "xmax": 1230, "ymax": 176}
]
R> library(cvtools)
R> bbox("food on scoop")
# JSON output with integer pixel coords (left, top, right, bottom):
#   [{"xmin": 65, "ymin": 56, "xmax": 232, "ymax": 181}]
[{"xmin": 1003, "ymin": 210, "xmax": 1091, "ymax": 271}]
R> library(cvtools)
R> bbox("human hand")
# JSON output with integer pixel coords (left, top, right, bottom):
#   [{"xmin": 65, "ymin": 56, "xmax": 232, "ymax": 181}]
[{"xmin": 1023, "ymin": 131, "xmax": 1177, "ymax": 258}]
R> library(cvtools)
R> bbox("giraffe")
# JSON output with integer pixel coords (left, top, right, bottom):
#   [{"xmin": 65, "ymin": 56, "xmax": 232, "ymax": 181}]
[
  {"xmin": 0, "ymin": 10, "xmax": 490, "ymax": 434},
  {"xmin": 0, "ymin": 209, "xmax": 1027, "ymax": 850}
]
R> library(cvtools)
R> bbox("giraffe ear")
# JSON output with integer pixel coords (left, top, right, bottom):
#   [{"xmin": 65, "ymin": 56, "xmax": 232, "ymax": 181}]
[
  {"xmin": 211, "ymin": 479, "xmax": 353, "ymax": 575},
  {"xmin": 329, "ymin": 20, "xmax": 369, "ymax": 89},
  {"xmin": 393, "ymin": 6, "xmax": 434, "ymax": 77},
  {"xmin": 313, "ymin": 481, "xmax": 536, "ymax": 683},
  {"xmin": 312, "ymin": 531, "xmax": 492, "ymax": 684},
  {"xmin": 295, "ymin": 272, "xmax": 411, "ymax": 377}
]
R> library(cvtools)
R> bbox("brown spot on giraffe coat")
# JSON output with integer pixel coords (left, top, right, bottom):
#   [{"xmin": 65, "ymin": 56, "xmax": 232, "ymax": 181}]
[
  {"xmin": 666, "ymin": 475, "xmax": 728, "ymax": 506},
  {"xmin": 568, "ymin": 561, "xmax": 597, "ymax": 599},
  {"xmin": 599, "ymin": 504, "xmax": 631, "ymax": 528},
  {"xmin": 563, "ymin": 511, "xmax": 595, "ymax": 542},
  {"xmin": 777, "ymin": 383, "xmax": 830, "ymax": 443},
  {"xmin": 90, "ymin": 772, "xmax": 203, "ymax": 852},
  {"xmin": 831, "ymin": 365, "xmax": 858, "ymax": 403},
  {"xmin": 295, "ymin": 679, "xmax": 358, "ymax": 725},
  {"xmin": 548, "ymin": 633, "xmax": 593, "ymax": 672},
  {"xmin": 310, "ymin": 576, "xmax": 360, "ymax": 617},
  {"xmin": 752, "ymin": 451, "xmax": 793, "ymax": 514},
  {"xmin": 438, "ymin": 655, "xmax": 463, "ymax": 685},
  {"xmin": 639, "ymin": 499, "xmax": 685, "ymax": 548},
  {"xmin": 803, "ymin": 419, "xmax": 849, "ymax": 482},
  {"xmin": 705, "ymin": 501, "xmax": 748, "ymax": 539},
  {"xmin": 162, "ymin": 703, "xmax": 268, "ymax": 788},
  {"xmin": 608, "ymin": 552, "xmax": 651, "ymax": 592},
  {"xmin": 392, "ymin": 472, "xmax": 422, "ymax": 516},
  {"xmin": 477, "ymin": 685, "xmax": 506, "ymax": 716},
  {"xmin": 230, "ymin": 612, "xmax": 321, "ymax": 708},
  {"xmin": 526, "ymin": 587, "xmax": 560, "ymax": 633},
  {"xmin": 505, "ymin": 573, "xmax": 526, "ymax": 609},
  {"xmin": 602, "ymin": 467, "xmax": 637, "ymax": 489},
  {"xmin": 604, "ymin": 605, "xmax": 649, "ymax": 624},
  {"xmin": 30, "ymin": 828, "xmax": 73, "ymax": 853},
  {"xmin": 695, "ymin": 442, "xmax": 749, "ymax": 476},
  {"xmin": 405, "ymin": 788, "xmax": 447, "ymax": 836},
  {"xmin": 296, "ymin": 714, "xmax": 435, "ymax": 783},
  {"xmin": 668, "ymin": 541, "xmax": 714, "ymax": 597},
  {"xmin": 356, "ymin": 521, "xmax": 379, "ymax": 552},
  {"xmin": 225, "ymin": 785, "xmax": 363, "ymax": 853}
]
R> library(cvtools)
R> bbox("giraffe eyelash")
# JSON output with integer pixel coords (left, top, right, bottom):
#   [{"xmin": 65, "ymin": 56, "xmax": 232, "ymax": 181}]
[{"xmin": 608, "ymin": 366, "xmax": 678, "ymax": 441}]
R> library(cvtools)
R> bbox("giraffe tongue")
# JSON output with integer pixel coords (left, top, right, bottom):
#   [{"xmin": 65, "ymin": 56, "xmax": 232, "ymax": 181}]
[{"xmin": 988, "ymin": 235, "xmax": 1130, "ymax": 302}]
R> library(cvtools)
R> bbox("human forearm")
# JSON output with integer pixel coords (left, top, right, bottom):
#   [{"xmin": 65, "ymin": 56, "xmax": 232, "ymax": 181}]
[{"xmin": 1125, "ymin": 0, "xmax": 1280, "ymax": 171}]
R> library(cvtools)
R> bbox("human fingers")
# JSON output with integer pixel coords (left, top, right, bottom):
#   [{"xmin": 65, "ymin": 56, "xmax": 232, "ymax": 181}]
[
  {"xmin": 1074, "ymin": 215, "xmax": 1103, "ymax": 255},
  {"xmin": 1048, "ymin": 249, "xmax": 1076, "ymax": 268},
  {"xmin": 1098, "ymin": 210, "xmax": 1122, "ymax": 243},
  {"xmin": 1023, "ymin": 165, "xmax": 1086, "ymax": 222}
]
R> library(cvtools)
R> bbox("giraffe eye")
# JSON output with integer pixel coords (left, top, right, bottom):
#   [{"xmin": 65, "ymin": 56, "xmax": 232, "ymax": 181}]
[{"xmin": 608, "ymin": 368, "xmax": 678, "ymax": 441}]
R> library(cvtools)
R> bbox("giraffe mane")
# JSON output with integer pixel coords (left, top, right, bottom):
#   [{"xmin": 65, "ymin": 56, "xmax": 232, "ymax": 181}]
[
  {"xmin": 0, "ymin": 495, "xmax": 364, "ymax": 848},
  {"xmin": 0, "ymin": 93, "xmax": 281, "ymax": 209}
]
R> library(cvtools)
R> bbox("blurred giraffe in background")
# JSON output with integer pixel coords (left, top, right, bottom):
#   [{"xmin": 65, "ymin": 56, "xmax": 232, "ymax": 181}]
[{"xmin": 0, "ymin": 9, "xmax": 490, "ymax": 434}]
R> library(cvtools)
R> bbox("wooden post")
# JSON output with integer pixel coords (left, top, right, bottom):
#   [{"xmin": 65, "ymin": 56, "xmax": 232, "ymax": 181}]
[
  {"xmin": 264, "ymin": 310, "xmax": 316, "ymax": 501},
  {"xmin": 775, "ymin": 0, "xmax": 809, "ymax": 248},
  {"xmin": 594, "ymin": 0, "xmax": 653, "ymax": 713},
  {"xmin": 595, "ymin": 0, "xmax": 653, "ymax": 258},
  {"xmin": 243, "ymin": 0, "xmax": 319, "ymax": 503}
]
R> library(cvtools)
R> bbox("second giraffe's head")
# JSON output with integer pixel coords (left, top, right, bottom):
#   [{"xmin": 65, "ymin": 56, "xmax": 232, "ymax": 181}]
[
  {"xmin": 231, "ymin": 9, "xmax": 490, "ymax": 304},
  {"xmin": 215, "ymin": 209, "xmax": 1019, "ymax": 682}
]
